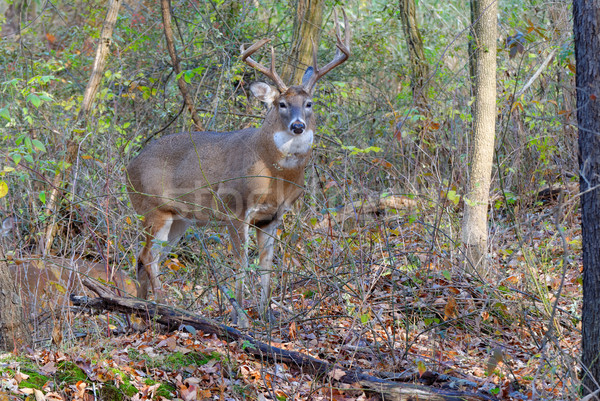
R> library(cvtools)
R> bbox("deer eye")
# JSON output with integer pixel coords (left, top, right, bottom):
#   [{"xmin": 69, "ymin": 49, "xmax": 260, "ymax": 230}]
[
  {"xmin": 279, "ymin": 101, "xmax": 287, "ymax": 108},
  {"xmin": 306, "ymin": 101, "xmax": 313, "ymax": 108}
]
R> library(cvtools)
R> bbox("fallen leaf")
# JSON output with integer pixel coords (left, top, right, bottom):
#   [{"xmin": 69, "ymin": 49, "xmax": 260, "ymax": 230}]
[
  {"xmin": 180, "ymin": 383, "xmax": 198, "ymax": 401},
  {"xmin": 444, "ymin": 295, "xmax": 458, "ymax": 320},
  {"xmin": 328, "ymin": 368, "xmax": 346, "ymax": 381},
  {"xmin": 75, "ymin": 381, "xmax": 87, "ymax": 398},
  {"xmin": 486, "ymin": 347, "xmax": 504, "ymax": 375},
  {"xmin": 416, "ymin": 359, "xmax": 427, "ymax": 377},
  {"xmin": 14, "ymin": 371, "xmax": 30, "ymax": 383},
  {"xmin": 41, "ymin": 361, "xmax": 57, "ymax": 375},
  {"xmin": 34, "ymin": 389, "xmax": 45, "ymax": 401}
]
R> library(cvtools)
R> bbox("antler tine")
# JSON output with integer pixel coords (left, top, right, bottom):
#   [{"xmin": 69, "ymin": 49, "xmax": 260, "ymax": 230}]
[
  {"xmin": 241, "ymin": 39, "xmax": 288, "ymax": 92},
  {"xmin": 334, "ymin": 8, "xmax": 342, "ymax": 42},
  {"xmin": 304, "ymin": 8, "xmax": 351, "ymax": 93}
]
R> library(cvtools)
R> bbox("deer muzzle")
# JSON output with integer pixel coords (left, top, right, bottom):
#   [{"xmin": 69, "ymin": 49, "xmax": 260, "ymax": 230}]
[{"xmin": 290, "ymin": 120, "xmax": 306, "ymax": 135}]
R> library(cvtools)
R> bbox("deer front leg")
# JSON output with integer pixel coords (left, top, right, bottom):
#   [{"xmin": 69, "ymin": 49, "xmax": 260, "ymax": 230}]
[
  {"xmin": 256, "ymin": 220, "xmax": 278, "ymax": 321},
  {"xmin": 136, "ymin": 214, "xmax": 175, "ymax": 300}
]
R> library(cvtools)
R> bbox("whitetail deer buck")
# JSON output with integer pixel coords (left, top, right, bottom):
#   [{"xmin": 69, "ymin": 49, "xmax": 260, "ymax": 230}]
[{"xmin": 127, "ymin": 10, "xmax": 350, "ymax": 327}]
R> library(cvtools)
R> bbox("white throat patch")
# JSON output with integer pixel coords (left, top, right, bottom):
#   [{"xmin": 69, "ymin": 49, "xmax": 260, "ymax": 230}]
[
  {"xmin": 273, "ymin": 130, "xmax": 314, "ymax": 155},
  {"xmin": 272, "ymin": 130, "xmax": 313, "ymax": 169}
]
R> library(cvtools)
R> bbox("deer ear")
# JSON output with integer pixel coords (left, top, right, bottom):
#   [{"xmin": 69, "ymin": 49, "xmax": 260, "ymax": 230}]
[
  {"xmin": 301, "ymin": 66, "xmax": 314, "ymax": 89},
  {"xmin": 250, "ymin": 82, "xmax": 279, "ymax": 104}
]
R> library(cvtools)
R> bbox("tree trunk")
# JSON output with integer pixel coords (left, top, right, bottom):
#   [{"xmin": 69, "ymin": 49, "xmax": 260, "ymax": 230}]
[
  {"xmin": 282, "ymin": 0, "xmax": 325, "ymax": 85},
  {"xmin": 399, "ymin": 0, "xmax": 429, "ymax": 113},
  {"xmin": 573, "ymin": 0, "xmax": 600, "ymax": 395},
  {"xmin": 467, "ymin": 0, "xmax": 476, "ymax": 96},
  {"xmin": 0, "ymin": 247, "xmax": 31, "ymax": 351},
  {"xmin": 160, "ymin": 0, "xmax": 203, "ymax": 130},
  {"xmin": 42, "ymin": 0, "xmax": 122, "ymax": 255},
  {"xmin": 461, "ymin": 0, "xmax": 497, "ymax": 273}
]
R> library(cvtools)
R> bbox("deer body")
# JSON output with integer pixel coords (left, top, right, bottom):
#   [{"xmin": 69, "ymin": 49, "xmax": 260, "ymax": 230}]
[
  {"xmin": 127, "ymin": 87, "xmax": 315, "ymax": 325},
  {"xmin": 127, "ymin": 10, "xmax": 349, "ymax": 327}
]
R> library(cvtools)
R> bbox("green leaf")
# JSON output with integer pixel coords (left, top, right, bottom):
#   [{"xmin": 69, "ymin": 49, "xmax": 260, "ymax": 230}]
[
  {"xmin": 39, "ymin": 191, "xmax": 46, "ymax": 204},
  {"xmin": 446, "ymin": 190, "xmax": 460, "ymax": 205},
  {"xmin": 442, "ymin": 270, "xmax": 452, "ymax": 280},
  {"xmin": 24, "ymin": 136, "xmax": 33, "ymax": 151},
  {"xmin": 27, "ymin": 93, "xmax": 41, "ymax": 108},
  {"xmin": 32, "ymin": 139, "xmax": 46, "ymax": 152},
  {"xmin": 360, "ymin": 312, "xmax": 370, "ymax": 324},
  {"xmin": 38, "ymin": 93, "xmax": 54, "ymax": 102},
  {"xmin": 11, "ymin": 153, "xmax": 21, "ymax": 165},
  {"xmin": 0, "ymin": 106, "xmax": 10, "ymax": 121},
  {"xmin": 0, "ymin": 181, "xmax": 7, "ymax": 198}
]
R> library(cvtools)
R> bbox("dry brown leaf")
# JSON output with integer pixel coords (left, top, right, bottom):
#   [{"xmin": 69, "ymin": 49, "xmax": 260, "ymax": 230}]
[
  {"xmin": 75, "ymin": 381, "xmax": 87, "ymax": 399},
  {"xmin": 197, "ymin": 389, "xmax": 211, "ymax": 399},
  {"xmin": 486, "ymin": 347, "xmax": 504, "ymax": 375},
  {"xmin": 13, "ymin": 371, "xmax": 29, "ymax": 383},
  {"xmin": 444, "ymin": 295, "xmax": 458, "ymax": 320},
  {"xmin": 289, "ymin": 321, "xmax": 297, "ymax": 340},
  {"xmin": 328, "ymin": 368, "xmax": 346, "ymax": 381},
  {"xmin": 180, "ymin": 383, "xmax": 198, "ymax": 401},
  {"xmin": 41, "ymin": 361, "xmax": 57, "ymax": 375}
]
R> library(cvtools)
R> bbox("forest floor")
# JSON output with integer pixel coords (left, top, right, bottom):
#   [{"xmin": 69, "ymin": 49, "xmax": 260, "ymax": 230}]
[{"xmin": 0, "ymin": 195, "xmax": 582, "ymax": 401}]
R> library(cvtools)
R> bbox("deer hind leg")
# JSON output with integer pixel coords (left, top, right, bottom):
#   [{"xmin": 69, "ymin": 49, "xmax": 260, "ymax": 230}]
[
  {"xmin": 227, "ymin": 220, "xmax": 249, "ymax": 328},
  {"xmin": 137, "ymin": 213, "xmax": 189, "ymax": 299}
]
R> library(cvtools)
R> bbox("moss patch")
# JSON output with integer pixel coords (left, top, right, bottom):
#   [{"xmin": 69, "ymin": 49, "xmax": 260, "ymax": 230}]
[
  {"xmin": 17, "ymin": 369, "xmax": 51, "ymax": 390},
  {"xmin": 143, "ymin": 378, "xmax": 176, "ymax": 398},
  {"xmin": 55, "ymin": 361, "xmax": 88, "ymax": 386},
  {"xmin": 163, "ymin": 351, "xmax": 219, "ymax": 370},
  {"xmin": 128, "ymin": 348, "xmax": 220, "ymax": 371}
]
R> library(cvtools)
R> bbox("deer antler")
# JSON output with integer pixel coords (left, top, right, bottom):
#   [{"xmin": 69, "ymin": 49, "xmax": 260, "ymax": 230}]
[
  {"xmin": 241, "ymin": 39, "xmax": 288, "ymax": 93},
  {"xmin": 303, "ymin": 8, "xmax": 351, "ymax": 93}
]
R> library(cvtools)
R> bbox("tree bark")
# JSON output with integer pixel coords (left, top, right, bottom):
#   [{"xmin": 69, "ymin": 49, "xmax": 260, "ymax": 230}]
[
  {"xmin": 42, "ymin": 0, "xmax": 122, "ymax": 255},
  {"xmin": 160, "ymin": 0, "xmax": 203, "ymax": 130},
  {"xmin": 282, "ymin": 0, "xmax": 325, "ymax": 85},
  {"xmin": 574, "ymin": 0, "xmax": 600, "ymax": 395},
  {"xmin": 399, "ymin": 0, "xmax": 429, "ymax": 113},
  {"xmin": 467, "ymin": 0, "xmax": 476, "ymax": 96},
  {"xmin": 78, "ymin": 0, "xmax": 121, "ymax": 120},
  {"xmin": 0, "ymin": 247, "xmax": 31, "ymax": 351},
  {"xmin": 461, "ymin": 0, "xmax": 497, "ymax": 273}
]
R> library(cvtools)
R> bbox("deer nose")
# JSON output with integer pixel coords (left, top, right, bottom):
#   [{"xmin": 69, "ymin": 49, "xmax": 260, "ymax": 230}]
[{"xmin": 290, "ymin": 121, "xmax": 305, "ymax": 135}]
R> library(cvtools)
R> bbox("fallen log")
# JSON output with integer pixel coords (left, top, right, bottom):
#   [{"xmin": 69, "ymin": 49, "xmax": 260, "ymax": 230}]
[{"xmin": 71, "ymin": 278, "xmax": 499, "ymax": 401}]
